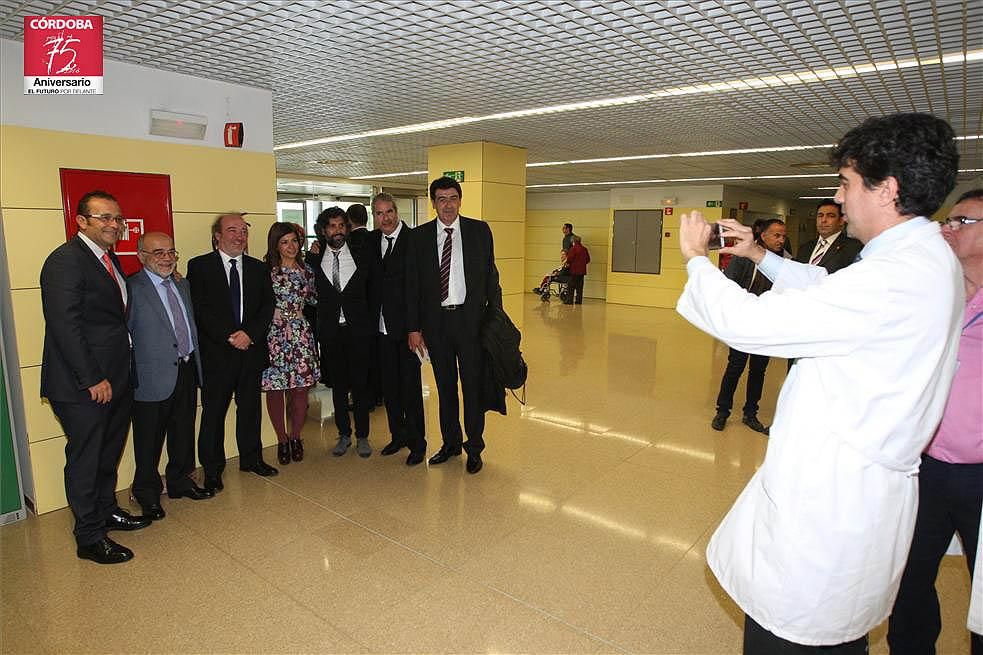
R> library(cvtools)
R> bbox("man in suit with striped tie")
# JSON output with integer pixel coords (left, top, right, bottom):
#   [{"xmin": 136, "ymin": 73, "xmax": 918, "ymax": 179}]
[
  {"xmin": 794, "ymin": 200, "xmax": 862, "ymax": 273},
  {"xmin": 406, "ymin": 177, "xmax": 502, "ymax": 475},
  {"xmin": 40, "ymin": 190, "xmax": 151, "ymax": 565}
]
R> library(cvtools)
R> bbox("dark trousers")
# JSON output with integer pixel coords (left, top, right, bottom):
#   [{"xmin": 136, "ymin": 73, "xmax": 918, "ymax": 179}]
[
  {"xmin": 368, "ymin": 333, "xmax": 382, "ymax": 403},
  {"xmin": 198, "ymin": 356, "xmax": 263, "ymax": 476},
  {"xmin": 51, "ymin": 388, "xmax": 133, "ymax": 547},
  {"xmin": 323, "ymin": 325, "xmax": 370, "ymax": 438},
  {"xmin": 888, "ymin": 454, "xmax": 983, "ymax": 655},
  {"xmin": 716, "ymin": 347, "xmax": 770, "ymax": 417},
  {"xmin": 744, "ymin": 615, "xmax": 868, "ymax": 654},
  {"xmin": 428, "ymin": 309, "xmax": 484, "ymax": 455},
  {"xmin": 567, "ymin": 274, "xmax": 585, "ymax": 304},
  {"xmin": 131, "ymin": 358, "xmax": 197, "ymax": 506},
  {"xmin": 379, "ymin": 334, "xmax": 426, "ymax": 455}
]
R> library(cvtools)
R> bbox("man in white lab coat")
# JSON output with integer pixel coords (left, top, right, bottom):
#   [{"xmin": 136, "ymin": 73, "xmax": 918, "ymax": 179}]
[{"xmin": 676, "ymin": 113, "xmax": 963, "ymax": 652}]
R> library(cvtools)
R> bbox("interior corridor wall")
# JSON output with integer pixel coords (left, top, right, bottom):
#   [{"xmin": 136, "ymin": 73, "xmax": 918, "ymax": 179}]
[
  {"xmin": 0, "ymin": 39, "xmax": 277, "ymax": 514},
  {"xmin": 526, "ymin": 191, "xmax": 610, "ymax": 300}
]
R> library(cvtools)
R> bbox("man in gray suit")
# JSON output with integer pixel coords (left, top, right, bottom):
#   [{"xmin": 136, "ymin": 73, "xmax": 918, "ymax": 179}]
[{"xmin": 128, "ymin": 232, "xmax": 213, "ymax": 520}]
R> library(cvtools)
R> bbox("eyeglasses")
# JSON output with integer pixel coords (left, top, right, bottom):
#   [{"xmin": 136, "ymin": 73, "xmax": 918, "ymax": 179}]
[
  {"xmin": 140, "ymin": 249, "xmax": 179, "ymax": 258},
  {"xmin": 83, "ymin": 213, "xmax": 127, "ymax": 225},
  {"xmin": 944, "ymin": 216, "xmax": 981, "ymax": 228}
]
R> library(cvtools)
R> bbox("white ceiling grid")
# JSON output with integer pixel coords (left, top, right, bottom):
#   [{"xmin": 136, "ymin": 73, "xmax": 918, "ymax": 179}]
[{"xmin": 0, "ymin": 0, "xmax": 979, "ymax": 196}]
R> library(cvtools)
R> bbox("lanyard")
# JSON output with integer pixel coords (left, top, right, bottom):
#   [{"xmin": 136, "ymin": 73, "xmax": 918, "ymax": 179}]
[{"xmin": 965, "ymin": 309, "xmax": 983, "ymax": 331}]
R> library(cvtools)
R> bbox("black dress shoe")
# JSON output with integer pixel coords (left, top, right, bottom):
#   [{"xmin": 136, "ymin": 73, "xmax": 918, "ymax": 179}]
[
  {"xmin": 289, "ymin": 438, "xmax": 304, "ymax": 462},
  {"xmin": 240, "ymin": 461, "xmax": 279, "ymax": 477},
  {"xmin": 466, "ymin": 453, "xmax": 483, "ymax": 474},
  {"xmin": 428, "ymin": 447, "xmax": 462, "ymax": 465},
  {"xmin": 742, "ymin": 415, "xmax": 770, "ymax": 435},
  {"xmin": 203, "ymin": 475, "xmax": 223, "ymax": 493},
  {"xmin": 168, "ymin": 484, "xmax": 214, "ymax": 501},
  {"xmin": 105, "ymin": 509, "xmax": 151, "ymax": 531},
  {"xmin": 140, "ymin": 503, "xmax": 166, "ymax": 521},
  {"xmin": 77, "ymin": 537, "xmax": 133, "ymax": 564},
  {"xmin": 380, "ymin": 441, "xmax": 403, "ymax": 456},
  {"xmin": 711, "ymin": 411, "xmax": 728, "ymax": 431},
  {"xmin": 277, "ymin": 442, "xmax": 291, "ymax": 465},
  {"xmin": 406, "ymin": 451, "xmax": 424, "ymax": 466}
]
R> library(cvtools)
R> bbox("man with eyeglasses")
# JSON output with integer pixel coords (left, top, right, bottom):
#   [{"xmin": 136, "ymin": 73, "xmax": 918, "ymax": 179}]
[
  {"xmin": 127, "ymin": 232, "xmax": 213, "ymax": 522},
  {"xmin": 677, "ymin": 113, "xmax": 962, "ymax": 652},
  {"xmin": 889, "ymin": 187, "xmax": 983, "ymax": 654},
  {"xmin": 187, "ymin": 213, "xmax": 276, "ymax": 493},
  {"xmin": 40, "ymin": 190, "xmax": 151, "ymax": 565}
]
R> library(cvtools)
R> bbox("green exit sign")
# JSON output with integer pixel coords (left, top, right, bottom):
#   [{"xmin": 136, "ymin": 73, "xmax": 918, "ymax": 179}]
[
  {"xmin": 706, "ymin": 200, "xmax": 719, "ymax": 207},
  {"xmin": 443, "ymin": 170, "xmax": 465, "ymax": 182}
]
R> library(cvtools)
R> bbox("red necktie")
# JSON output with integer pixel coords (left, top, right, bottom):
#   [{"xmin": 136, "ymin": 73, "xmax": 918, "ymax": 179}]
[
  {"xmin": 439, "ymin": 228, "xmax": 453, "ymax": 302},
  {"xmin": 101, "ymin": 252, "xmax": 125, "ymax": 304}
]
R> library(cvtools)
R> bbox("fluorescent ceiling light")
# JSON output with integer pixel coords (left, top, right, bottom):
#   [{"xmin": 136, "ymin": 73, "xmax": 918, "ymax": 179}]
[
  {"xmin": 347, "ymin": 134, "xmax": 980, "ymax": 180},
  {"xmin": 275, "ymin": 49, "xmax": 982, "ymax": 151},
  {"xmin": 349, "ymin": 170, "xmax": 427, "ymax": 179}
]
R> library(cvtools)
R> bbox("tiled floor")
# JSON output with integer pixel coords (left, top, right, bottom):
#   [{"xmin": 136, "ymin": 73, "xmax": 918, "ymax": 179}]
[{"xmin": 0, "ymin": 295, "xmax": 973, "ymax": 653}]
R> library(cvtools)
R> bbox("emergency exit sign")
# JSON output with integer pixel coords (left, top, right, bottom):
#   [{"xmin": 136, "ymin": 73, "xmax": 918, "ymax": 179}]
[
  {"xmin": 706, "ymin": 200, "xmax": 719, "ymax": 207},
  {"xmin": 443, "ymin": 170, "xmax": 465, "ymax": 182}
]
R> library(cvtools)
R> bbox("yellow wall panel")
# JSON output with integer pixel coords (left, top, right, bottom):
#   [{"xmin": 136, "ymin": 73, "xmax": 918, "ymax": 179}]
[
  {"xmin": 497, "ymin": 258, "xmax": 524, "ymax": 295},
  {"xmin": 17, "ymin": 367, "xmax": 63, "ymax": 442},
  {"xmin": 3, "ymin": 209, "xmax": 65, "ymax": 290},
  {"xmin": 481, "ymin": 182, "xmax": 525, "ymax": 222},
  {"xmin": 503, "ymin": 294, "xmax": 524, "ymax": 329},
  {"xmin": 27, "ymin": 437, "xmax": 69, "ymax": 514},
  {"xmin": 11, "ymin": 289, "xmax": 43, "ymax": 367},
  {"xmin": 486, "ymin": 221, "xmax": 525, "ymax": 261},
  {"xmin": 428, "ymin": 143, "xmax": 485, "ymax": 182},
  {"xmin": 479, "ymin": 143, "xmax": 527, "ymax": 186},
  {"xmin": 0, "ymin": 126, "xmax": 275, "ymax": 215}
]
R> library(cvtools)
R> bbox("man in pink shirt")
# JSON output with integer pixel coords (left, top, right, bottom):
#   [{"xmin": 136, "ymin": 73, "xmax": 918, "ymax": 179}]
[{"xmin": 889, "ymin": 188, "xmax": 983, "ymax": 654}]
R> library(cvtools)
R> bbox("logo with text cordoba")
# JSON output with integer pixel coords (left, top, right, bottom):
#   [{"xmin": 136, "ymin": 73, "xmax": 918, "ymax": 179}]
[{"xmin": 24, "ymin": 16, "xmax": 104, "ymax": 95}]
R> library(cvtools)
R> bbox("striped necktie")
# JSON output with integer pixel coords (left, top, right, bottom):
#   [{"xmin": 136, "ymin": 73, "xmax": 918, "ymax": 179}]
[
  {"xmin": 810, "ymin": 239, "xmax": 829, "ymax": 265},
  {"xmin": 439, "ymin": 228, "xmax": 453, "ymax": 302}
]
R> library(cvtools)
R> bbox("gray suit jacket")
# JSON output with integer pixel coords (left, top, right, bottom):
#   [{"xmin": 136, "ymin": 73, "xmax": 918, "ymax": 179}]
[{"xmin": 127, "ymin": 268, "xmax": 202, "ymax": 402}]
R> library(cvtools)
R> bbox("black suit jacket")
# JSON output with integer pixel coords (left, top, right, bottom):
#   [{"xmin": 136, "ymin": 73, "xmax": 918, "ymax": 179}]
[
  {"xmin": 371, "ymin": 222, "xmax": 413, "ymax": 339},
  {"xmin": 40, "ymin": 237, "xmax": 131, "ymax": 402},
  {"xmin": 346, "ymin": 227, "xmax": 372, "ymax": 256},
  {"xmin": 312, "ymin": 244, "xmax": 380, "ymax": 341},
  {"xmin": 186, "ymin": 250, "xmax": 274, "ymax": 379},
  {"xmin": 794, "ymin": 234, "xmax": 863, "ymax": 273},
  {"xmin": 406, "ymin": 216, "xmax": 502, "ymax": 338}
]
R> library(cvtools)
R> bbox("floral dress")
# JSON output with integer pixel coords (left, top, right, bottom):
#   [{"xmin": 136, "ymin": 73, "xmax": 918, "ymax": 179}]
[{"xmin": 261, "ymin": 264, "xmax": 320, "ymax": 391}]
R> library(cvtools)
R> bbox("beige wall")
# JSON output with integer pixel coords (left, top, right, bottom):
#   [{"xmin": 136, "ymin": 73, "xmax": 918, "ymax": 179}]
[{"xmin": 0, "ymin": 124, "xmax": 276, "ymax": 514}]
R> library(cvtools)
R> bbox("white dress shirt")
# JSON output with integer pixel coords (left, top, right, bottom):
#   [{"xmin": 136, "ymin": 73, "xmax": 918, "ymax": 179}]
[
  {"xmin": 217, "ymin": 250, "xmax": 244, "ymax": 322},
  {"xmin": 378, "ymin": 222, "xmax": 403, "ymax": 335},
  {"xmin": 78, "ymin": 231, "xmax": 128, "ymax": 306},
  {"xmin": 436, "ymin": 216, "xmax": 466, "ymax": 306},
  {"xmin": 677, "ymin": 218, "xmax": 963, "ymax": 645},
  {"xmin": 321, "ymin": 243, "xmax": 356, "ymax": 324}
]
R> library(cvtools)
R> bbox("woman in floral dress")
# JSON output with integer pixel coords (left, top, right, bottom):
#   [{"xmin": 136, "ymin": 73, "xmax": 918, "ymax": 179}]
[{"xmin": 262, "ymin": 223, "xmax": 320, "ymax": 465}]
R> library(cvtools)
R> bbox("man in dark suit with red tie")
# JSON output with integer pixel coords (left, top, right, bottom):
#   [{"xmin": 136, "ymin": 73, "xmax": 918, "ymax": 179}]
[
  {"xmin": 371, "ymin": 193, "xmax": 427, "ymax": 466},
  {"xmin": 187, "ymin": 213, "xmax": 276, "ymax": 493},
  {"xmin": 312, "ymin": 207, "xmax": 379, "ymax": 458},
  {"xmin": 406, "ymin": 177, "xmax": 502, "ymax": 475},
  {"xmin": 794, "ymin": 199, "xmax": 863, "ymax": 273},
  {"xmin": 41, "ymin": 190, "xmax": 151, "ymax": 565}
]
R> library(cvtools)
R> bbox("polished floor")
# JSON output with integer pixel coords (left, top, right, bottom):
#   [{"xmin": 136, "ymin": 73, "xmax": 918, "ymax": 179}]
[{"xmin": 1, "ymin": 295, "xmax": 973, "ymax": 654}]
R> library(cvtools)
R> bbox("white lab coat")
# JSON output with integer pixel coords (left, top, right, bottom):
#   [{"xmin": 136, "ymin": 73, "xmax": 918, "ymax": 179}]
[{"xmin": 677, "ymin": 219, "xmax": 963, "ymax": 645}]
